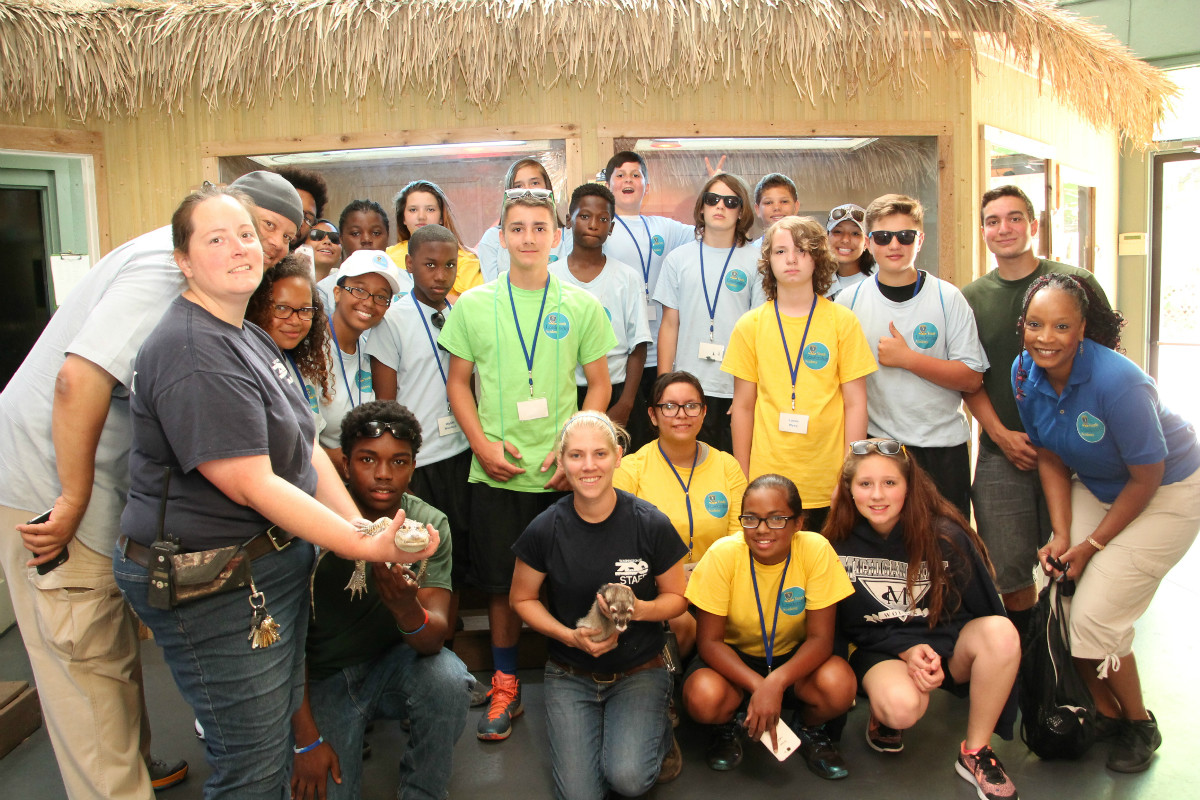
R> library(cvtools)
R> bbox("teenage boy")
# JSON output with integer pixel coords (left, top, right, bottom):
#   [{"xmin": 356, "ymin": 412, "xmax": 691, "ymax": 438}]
[
  {"xmin": 963, "ymin": 185, "xmax": 1111, "ymax": 634},
  {"xmin": 438, "ymin": 191, "xmax": 616, "ymax": 741},
  {"xmin": 836, "ymin": 193, "xmax": 987, "ymax": 518},
  {"xmin": 291, "ymin": 401, "xmax": 472, "ymax": 800},
  {"xmin": 604, "ymin": 151, "xmax": 695, "ymax": 447},
  {"xmin": 751, "ymin": 172, "xmax": 800, "ymax": 246},
  {"xmin": 276, "ymin": 166, "xmax": 328, "ymax": 248},
  {"xmin": 550, "ymin": 184, "xmax": 652, "ymax": 426}
]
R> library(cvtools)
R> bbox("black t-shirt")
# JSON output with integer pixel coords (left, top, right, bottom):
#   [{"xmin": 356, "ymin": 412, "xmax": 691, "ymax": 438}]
[
  {"xmin": 512, "ymin": 490, "xmax": 687, "ymax": 673},
  {"xmin": 122, "ymin": 296, "xmax": 317, "ymax": 548}
]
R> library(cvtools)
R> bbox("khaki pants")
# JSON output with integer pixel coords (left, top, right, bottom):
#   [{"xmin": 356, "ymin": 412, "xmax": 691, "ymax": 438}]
[{"xmin": 1, "ymin": 505, "xmax": 152, "ymax": 800}]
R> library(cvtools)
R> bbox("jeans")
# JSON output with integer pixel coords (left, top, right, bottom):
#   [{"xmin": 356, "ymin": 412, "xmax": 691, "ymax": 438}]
[
  {"xmin": 113, "ymin": 539, "xmax": 315, "ymax": 799},
  {"xmin": 542, "ymin": 662, "xmax": 673, "ymax": 800},
  {"xmin": 308, "ymin": 644, "xmax": 473, "ymax": 800}
]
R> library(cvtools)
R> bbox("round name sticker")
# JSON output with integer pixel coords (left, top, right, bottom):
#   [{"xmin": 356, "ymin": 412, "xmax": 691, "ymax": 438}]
[
  {"xmin": 1076, "ymin": 411, "xmax": 1106, "ymax": 443},
  {"xmin": 543, "ymin": 312, "xmax": 571, "ymax": 340},
  {"xmin": 802, "ymin": 342, "xmax": 831, "ymax": 370},
  {"xmin": 912, "ymin": 322, "xmax": 939, "ymax": 350},
  {"xmin": 604, "ymin": 307, "xmax": 613, "ymax": 322},
  {"xmin": 724, "ymin": 269, "xmax": 748, "ymax": 293},
  {"xmin": 304, "ymin": 384, "xmax": 319, "ymax": 414},
  {"xmin": 779, "ymin": 587, "xmax": 807, "ymax": 616},
  {"xmin": 704, "ymin": 491, "xmax": 729, "ymax": 518},
  {"xmin": 549, "ymin": 254, "xmax": 560, "ymax": 263},
  {"xmin": 651, "ymin": 235, "xmax": 665, "ymax": 256},
  {"xmin": 356, "ymin": 369, "xmax": 373, "ymax": 393}
]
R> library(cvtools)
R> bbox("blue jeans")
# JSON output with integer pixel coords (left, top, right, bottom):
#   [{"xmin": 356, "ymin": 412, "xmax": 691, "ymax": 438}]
[
  {"xmin": 308, "ymin": 644, "xmax": 473, "ymax": 800},
  {"xmin": 113, "ymin": 539, "xmax": 315, "ymax": 799},
  {"xmin": 542, "ymin": 661, "xmax": 673, "ymax": 800}
]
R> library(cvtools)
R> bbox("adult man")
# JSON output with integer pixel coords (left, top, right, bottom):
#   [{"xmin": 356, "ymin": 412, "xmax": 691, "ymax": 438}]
[{"xmin": 276, "ymin": 166, "xmax": 329, "ymax": 248}]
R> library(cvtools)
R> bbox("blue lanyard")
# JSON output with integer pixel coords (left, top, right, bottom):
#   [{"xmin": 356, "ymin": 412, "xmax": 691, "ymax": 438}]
[
  {"xmin": 285, "ymin": 352, "xmax": 305, "ymax": 388},
  {"xmin": 774, "ymin": 296, "xmax": 818, "ymax": 411},
  {"xmin": 700, "ymin": 244, "xmax": 736, "ymax": 341},
  {"xmin": 413, "ymin": 292, "xmax": 452, "ymax": 398},
  {"xmin": 326, "ymin": 320, "xmax": 362, "ymax": 407},
  {"xmin": 658, "ymin": 441, "xmax": 699, "ymax": 560},
  {"xmin": 615, "ymin": 215, "xmax": 653, "ymax": 300},
  {"xmin": 507, "ymin": 275, "xmax": 551, "ymax": 397},
  {"xmin": 749, "ymin": 548, "xmax": 793, "ymax": 671},
  {"xmin": 876, "ymin": 269, "xmax": 924, "ymax": 299}
]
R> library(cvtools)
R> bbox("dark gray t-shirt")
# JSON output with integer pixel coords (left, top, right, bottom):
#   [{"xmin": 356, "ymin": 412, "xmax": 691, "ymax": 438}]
[{"xmin": 121, "ymin": 296, "xmax": 318, "ymax": 549}]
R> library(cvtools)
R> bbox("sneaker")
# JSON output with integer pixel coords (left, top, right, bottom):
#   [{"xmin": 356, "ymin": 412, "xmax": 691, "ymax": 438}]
[
  {"xmin": 668, "ymin": 697, "xmax": 680, "ymax": 729},
  {"xmin": 1106, "ymin": 712, "xmax": 1162, "ymax": 773},
  {"xmin": 795, "ymin": 722, "xmax": 849, "ymax": 780},
  {"xmin": 866, "ymin": 713, "xmax": 904, "ymax": 753},
  {"xmin": 147, "ymin": 756, "xmax": 189, "ymax": 791},
  {"xmin": 469, "ymin": 677, "xmax": 491, "ymax": 708},
  {"xmin": 193, "ymin": 718, "xmax": 205, "ymax": 740},
  {"xmin": 476, "ymin": 672, "xmax": 522, "ymax": 741},
  {"xmin": 955, "ymin": 744, "xmax": 1018, "ymax": 800},
  {"xmin": 1094, "ymin": 712, "xmax": 1121, "ymax": 742},
  {"xmin": 705, "ymin": 722, "xmax": 744, "ymax": 771},
  {"xmin": 657, "ymin": 734, "xmax": 682, "ymax": 784}
]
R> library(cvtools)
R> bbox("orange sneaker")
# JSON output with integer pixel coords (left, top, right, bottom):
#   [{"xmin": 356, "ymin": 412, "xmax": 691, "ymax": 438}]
[{"xmin": 476, "ymin": 671, "xmax": 523, "ymax": 741}]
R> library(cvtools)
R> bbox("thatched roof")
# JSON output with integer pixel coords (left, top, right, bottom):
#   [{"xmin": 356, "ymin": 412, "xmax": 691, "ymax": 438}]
[{"xmin": 0, "ymin": 0, "xmax": 1177, "ymax": 145}]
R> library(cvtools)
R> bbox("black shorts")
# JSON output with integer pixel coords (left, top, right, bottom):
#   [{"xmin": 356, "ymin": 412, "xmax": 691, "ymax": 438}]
[
  {"xmin": 903, "ymin": 442, "xmax": 971, "ymax": 521},
  {"xmin": 848, "ymin": 647, "xmax": 968, "ymax": 698},
  {"xmin": 409, "ymin": 448, "xmax": 472, "ymax": 588},
  {"xmin": 698, "ymin": 395, "xmax": 733, "ymax": 454},
  {"xmin": 684, "ymin": 646, "xmax": 804, "ymax": 710},
  {"xmin": 467, "ymin": 482, "xmax": 564, "ymax": 593}
]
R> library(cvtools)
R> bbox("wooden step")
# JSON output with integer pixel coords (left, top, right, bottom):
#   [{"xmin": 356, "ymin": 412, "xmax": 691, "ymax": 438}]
[
  {"xmin": 449, "ymin": 612, "xmax": 547, "ymax": 672},
  {"xmin": 0, "ymin": 681, "xmax": 41, "ymax": 760}
]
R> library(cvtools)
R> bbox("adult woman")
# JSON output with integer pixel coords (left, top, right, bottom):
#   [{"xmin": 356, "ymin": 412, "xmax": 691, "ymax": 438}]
[
  {"xmin": 477, "ymin": 157, "xmax": 572, "ymax": 280},
  {"xmin": 308, "ymin": 218, "xmax": 342, "ymax": 283},
  {"xmin": 684, "ymin": 474, "xmax": 855, "ymax": 780},
  {"xmin": 823, "ymin": 440, "xmax": 1019, "ymax": 800},
  {"xmin": 511, "ymin": 411, "xmax": 688, "ymax": 800},
  {"xmin": 112, "ymin": 185, "xmax": 437, "ymax": 798},
  {"xmin": 385, "ymin": 180, "xmax": 482, "ymax": 299},
  {"xmin": 1015, "ymin": 272, "xmax": 1200, "ymax": 773},
  {"xmin": 614, "ymin": 371, "xmax": 746, "ymax": 655},
  {"xmin": 824, "ymin": 203, "xmax": 875, "ymax": 298}
]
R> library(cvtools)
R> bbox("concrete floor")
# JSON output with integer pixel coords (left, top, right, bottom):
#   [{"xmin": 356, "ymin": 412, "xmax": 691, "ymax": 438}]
[{"xmin": 2, "ymin": 540, "xmax": 1197, "ymax": 799}]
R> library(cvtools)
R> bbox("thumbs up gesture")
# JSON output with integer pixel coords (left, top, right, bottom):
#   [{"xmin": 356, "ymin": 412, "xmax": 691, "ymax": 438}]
[{"xmin": 877, "ymin": 321, "xmax": 911, "ymax": 368}]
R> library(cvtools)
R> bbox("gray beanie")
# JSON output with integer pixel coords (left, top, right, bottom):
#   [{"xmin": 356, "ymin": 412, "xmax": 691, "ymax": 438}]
[{"xmin": 231, "ymin": 171, "xmax": 304, "ymax": 232}]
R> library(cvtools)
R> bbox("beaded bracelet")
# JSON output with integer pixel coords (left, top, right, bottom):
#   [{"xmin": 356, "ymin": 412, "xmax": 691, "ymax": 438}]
[
  {"xmin": 399, "ymin": 608, "xmax": 429, "ymax": 636},
  {"xmin": 1086, "ymin": 535, "xmax": 1106, "ymax": 551},
  {"xmin": 293, "ymin": 735, "xmax": 324, "ymax": 754}
]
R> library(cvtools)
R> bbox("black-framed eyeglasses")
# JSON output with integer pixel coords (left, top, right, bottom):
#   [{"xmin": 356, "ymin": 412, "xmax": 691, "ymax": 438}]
[
  {"xmin": 868, "ymin": 229, "xmax": 919, "ymax": 246},
  {"xmin": 309, "ymin": 229, "xmax": 340, "ymax": 245},
  {"xmin": 830, "ymin": 205, "xmax": 866, "ymax": 224},
  {"xmin": 339, "ymin": 284, "xmax": 392, "ymax": 308},
  {"xmin": 504, "ymin": 188, "xmax": 554, "ymax": 201},
  {"xmin": 302, "ymin": 211, "xmax": 318, "ymax": 226},
  {"xmin": 654, "ymin": 401, "xmax": 704, "ymax": 417},
  {"xmin": 703, "ymin": 192, "xmax": 742, "ymax": 209},
  {"xmin": 739, "ymin": 514, "xmax": 797, "ymax": 530},
  {"xmin": 431, "ymin": 310, "xmax": 446, "ymax": 329},
  {"xmin": 361, "ymin": 420, "xmax": 408, "ymax": 439},
  {"xmin": 849, "ymin": 439, "xmax": 905, "ymax": 456},
  {"xmin": 272, "ymin": 304, "xmax": 317, "ymax": 320}
]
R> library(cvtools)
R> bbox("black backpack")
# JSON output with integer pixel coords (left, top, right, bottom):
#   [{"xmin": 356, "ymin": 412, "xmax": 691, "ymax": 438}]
[{"xmin": 1018, "ymin": 581, "xmax": 1096, "ymax": 759}]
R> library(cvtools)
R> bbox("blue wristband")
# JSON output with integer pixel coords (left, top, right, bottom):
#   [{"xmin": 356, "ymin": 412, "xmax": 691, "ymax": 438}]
[
  {"xmin": 398, "ymin": 608, "xmax": 429, "ymax": 636},
  {"xmin": 293, "ymin": 735, "xmax": 324, "ymax": 754}
]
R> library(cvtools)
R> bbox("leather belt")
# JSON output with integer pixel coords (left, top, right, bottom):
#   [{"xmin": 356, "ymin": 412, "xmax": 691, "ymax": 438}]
[
  {"xmin": 550, "ymin": 653, "xmax": 666, "ymax": 685},
  {"xmin": 117, "ymin": 526, "xmax": 295, "ymax": 568}
]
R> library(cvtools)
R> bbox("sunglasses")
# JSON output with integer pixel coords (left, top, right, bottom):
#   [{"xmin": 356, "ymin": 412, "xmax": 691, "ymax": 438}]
[
  {"xmin": 309, "ymin": 229, "xmax": 341, "ymax": 245},
  {"xmin": 431, "ymin": 310, "xmax": 446, "ymax": 329},
  {"xmin": 830, "ymin": 205, "xmax": 866, "ymax": 224},
  {"xmin": 272, "ymin": 304, "xmax": 317, "ymax": 321},
  {"xmin": 360, "ymin": 420, "xmax": 409, "ymax": 439},
  {"xmin": 868, "ymin": 229, "xmax": 920, "ymax": 246},
  {"xmin": 654, "ymin": 401, "xmax": 704, "ymax": 417},
  {"xmin": 738, "ymin": 514, "xmax": 797, "ymax": 530},
  {"xmin": 703, "ymin": 192, "xmax": 742, "ymax": 210},
  {"xmin": 504, "ymin": 188, "xmax": 554, "ymax": 201},
  {"xmin": 849, "ymin": 439, "xmax": 906, "ymax": 456}
]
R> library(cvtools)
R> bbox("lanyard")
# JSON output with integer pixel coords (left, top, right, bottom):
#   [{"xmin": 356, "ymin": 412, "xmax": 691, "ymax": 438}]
[
  {"xmin": 507, "ymin": 275, "xmax": 551, "ymax": 397},
  {"xmin": 285, "ymin": 352, "xmax": 305, "ymax": 389},
  {"xmin": 615, "ymin": 215, "xmax": 653, "ymax": 301},
  {"xmin": 749, "ymin": 548, "xmax": 793, "ymax": 671},
  {"xmin": 658, "ymin": 441, "xmax": 699, "ymax": 560},
  {"xmin": 700, "ymin": 244, "xmax": 736, "ymax": 341},
  {"xmin": 413, "ymin": 292, "xmax": 452, "ymax": 406},
  {"xmin": 326, "ymin": 320, "xmax": 362, "ymax": 407},
  {"xmin": 774, "ymin": 296, "xmax": 818, "ymax": 411},
  {"xmin": 876, "ymin": 269, "xmax": 924, "ymax": 299}
]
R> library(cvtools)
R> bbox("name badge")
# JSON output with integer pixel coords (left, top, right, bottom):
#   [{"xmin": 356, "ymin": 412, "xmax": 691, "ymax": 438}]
[
  {"xmin": 517, "ymin": 397, "xmax": 550, "ymax": 421},
  {"xmin": 698, "ymin": 342, "xmax": 725, "ymax": 361},
  {"xmin": 778, "ymin": 412, "xmax": 809, "ymax": 434},
  {"xmin": 683, "ymin": 562, "xmax": 697, "ymax": 577},
  {"xmin": 437, "ymin": 415, "xmax": 461, "ymax": 437},
  {"xmin": 646, "ymin": 302, "xmax": 658, "ymax": 321}
]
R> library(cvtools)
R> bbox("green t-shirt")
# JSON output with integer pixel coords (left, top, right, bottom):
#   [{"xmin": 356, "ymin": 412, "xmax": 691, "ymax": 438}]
[
  {"xmin": 962, "ymin": 259, "xmax": 1110, "ymax": 452},
  {"xmin": 437, "ymin": 275, "xmax": 617, "ymax": 492},
  {"xmin": 305, "ymin": 494, "xmax": 452, "ymax": 682}
]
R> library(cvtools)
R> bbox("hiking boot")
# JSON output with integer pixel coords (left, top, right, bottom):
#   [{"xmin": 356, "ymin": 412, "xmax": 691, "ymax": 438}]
[
  {"xmin": 794, "ymin": 722, "xmax": 849, "ymax": 780},
  {"xmin": 955, "ymin": 744, "xmax": 1018, "ymax": 800},
  {"xmin": 147, "ymin": 756, "xmax": 189, "ymax": 791},
  {"xmin": 705, "ymin": 721, "xmax": 743, "ymax": 771},
  {"xmin": 476, "ymin": 672, "xmax": 522, "ymax": 741},
  {"xmin": 1106, "ymin": 711, "xmax": 1162, "ymax": 773},
  {"xmin": 657, "ymin": 734, "xmax": 682, "ymax": 783},
  {"xmin": 866, "ymin": 713, "xmax": 904, "ymax": 753}
]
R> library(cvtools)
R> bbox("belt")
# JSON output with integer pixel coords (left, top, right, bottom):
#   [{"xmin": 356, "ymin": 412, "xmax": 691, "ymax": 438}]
[
  {"xmin": 550, "ymin": 653, "xmax": 666, "ymax": 685},
  {"xmin": 117, "ymin": 526, "xmax": 295, "ymax": 569}
]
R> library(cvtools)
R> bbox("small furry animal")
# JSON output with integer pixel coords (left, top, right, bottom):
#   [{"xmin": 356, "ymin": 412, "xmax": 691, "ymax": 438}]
[{"xmin": 576, "ymin": 583, "xmax": 636, "ymax": 642}]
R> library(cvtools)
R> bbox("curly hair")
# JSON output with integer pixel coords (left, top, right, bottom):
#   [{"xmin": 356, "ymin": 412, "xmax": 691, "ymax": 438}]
[
  {"xmin": 244, "ymin": 255, "xmax": 334, "ymax": 403},
  {"xmin": 692, "ymin": 172, "xmax": 755, "ymax": 248},
  {"xmin": 273, "ymin": 167, "xmax": 329, "ymax": 218},
  {"xmin": 757, "ymin": 216, "xmax": 838, "ymax": 300},
  {"xmin": 1018, "ymin": 272, "xmax": 1124, "ymax": 350},
  {"xmin": 822, "ymin": 444, "xmax": 994, "ymax": 629},
  {"xmin": 338, "ymin": 200, "xmax": 390, "ymax": 237},
  {"xmin": 568, "ymin": 182, "xmax": 616, "ymax": 216},
  {"xmin": 340, "ymin": 400, "xmax": 423, "ymax": 455}
]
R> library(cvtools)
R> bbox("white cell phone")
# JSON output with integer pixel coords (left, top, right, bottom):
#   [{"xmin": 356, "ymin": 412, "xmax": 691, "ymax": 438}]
[{"xmin": 755, "ymin": 719, "xmax": 800, "ymax": 762}]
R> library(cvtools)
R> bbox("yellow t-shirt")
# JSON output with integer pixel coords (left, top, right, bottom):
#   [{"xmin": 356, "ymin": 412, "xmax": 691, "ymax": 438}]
[
  {"xmin": 685, "ymin": 531, "xmax": 853, "ymax": 658},
  {"xmin": 721, "ymin": 298, "xmax": 876, "ymax": 509},
  {"xmin": 385, "ymin": 240, "xmax": 483, "ymax": 297},
  {"xmin": 614, "ymin": 441, "xmax": 746, "ymax": 562}
]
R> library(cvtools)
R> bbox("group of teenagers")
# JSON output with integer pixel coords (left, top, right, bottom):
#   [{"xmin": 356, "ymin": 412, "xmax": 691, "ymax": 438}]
[{"xmin": 0, "ymin": 149, "xmax": 1196, "ymax": 800}]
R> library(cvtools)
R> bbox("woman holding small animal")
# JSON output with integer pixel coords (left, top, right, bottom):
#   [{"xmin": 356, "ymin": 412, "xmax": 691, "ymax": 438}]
[{"xmin": 511, "ymin": 411, "xmax": 689, "ymax": 800}]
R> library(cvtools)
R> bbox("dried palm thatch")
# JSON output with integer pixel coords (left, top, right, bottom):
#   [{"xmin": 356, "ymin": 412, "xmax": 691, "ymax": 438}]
[{"xmin": 0, "ymin": 0, "xmax": 1178, "ymax": 146}]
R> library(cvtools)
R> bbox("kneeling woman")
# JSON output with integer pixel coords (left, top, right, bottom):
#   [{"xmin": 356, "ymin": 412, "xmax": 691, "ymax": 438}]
[
  {"xmin": 684, "ymin": 474, "xmax": 856, "ymax": 780},
  {"xmin": 823, "ymin": 440, "xmax": 1020, "ymax": 800},
  {"xmin": 511, "ymin": 412, "xmax": 688, "ymax": 800}
]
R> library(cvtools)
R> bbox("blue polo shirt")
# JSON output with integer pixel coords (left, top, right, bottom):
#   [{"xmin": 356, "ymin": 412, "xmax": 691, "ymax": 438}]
[{"xmin": 1012, "ymin": 340, "xmax": 1199, "ymax": 503}]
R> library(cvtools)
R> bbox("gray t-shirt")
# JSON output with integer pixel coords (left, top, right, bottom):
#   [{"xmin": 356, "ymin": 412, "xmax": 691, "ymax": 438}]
[
  {"xmin": 0, "ymin": 226, "xmax": 184, "ymax": 554},
  {"xmin": 121, "ymin": 297, "xmax": 318, "ymax": 549}
]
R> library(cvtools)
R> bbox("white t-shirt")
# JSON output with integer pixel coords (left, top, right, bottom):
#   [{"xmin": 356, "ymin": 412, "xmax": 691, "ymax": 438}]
[
  {"xmin": 318, "ymin": 337, "xmax": 376, "ymax": 450},
  {"xmin": 476, "ymin": 225, "xmax": 573, "ymax": 282},
  {"xmin": 827, "ymin": 270, "xmax": 872, "ymax": 299},
  {"xmin": 549, "ymin": 257, "xmax": 653, "ymax": 386}
]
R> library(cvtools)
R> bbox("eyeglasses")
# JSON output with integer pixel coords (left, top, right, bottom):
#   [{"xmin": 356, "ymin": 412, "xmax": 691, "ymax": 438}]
[
  {"xmin": 431, "ymin": 310, "xmax": 446, "ymax": 329},
  {"xmin": 830, "ymin": 205, "xmax": 866, "ymax": 224},
  {"xmin": 739, "ymin": 514, "xmax": 797, "ymax": 530},
  {"xmin": 849, "ymin": 439, "xmax": 905, "ymax": 456},
  {"xmin": 654, "ymin": 401, "xmax": 704, "ymax": 417},
  {"xmin": 302, "ymin": 212, "xmax": 317, "ymax": 226},
  {"xmin": 309, "ymin": 229, "xmax": 340, "ymax": 245},
  {"xmin": 868, "ymin": 229, "xmax": 919, "ymax": 246},
  {"xmin": 703, "ymin": 192, "xmax": 742, "ymax": 209},
  {"xmin": 504, "ymin": 188, "xmax": 554, "ymax": 201},
  {"xmin": 339, "ymin": 284, "xmax": 392, "ymax": 308},
  {"xmin": 272, "ymin": 304, "xmax": 317, "ymax": 320},
  {"xmin": 360, "ymin": 420, "xmax": 408, "ymax": 439}
]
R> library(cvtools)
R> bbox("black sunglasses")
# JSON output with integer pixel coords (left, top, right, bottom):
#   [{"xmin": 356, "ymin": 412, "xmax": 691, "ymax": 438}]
[
  {"xmin": 360, "ymin": 420, "xmax": 409, "ymax": 439},
  {"xmin": 703, "ymin": 192, "xmax": 742, "ymax": 210},
  {"xmin": 868, "ymin": 229, "xmax": 919, "ymax": 246},
  {"xmin": 431, "ymin": 310, "xmax": 446, "ymax": 330},
  {"xmin": 309, "ymin": 229, "xmax": 341, "ymax": 245}
]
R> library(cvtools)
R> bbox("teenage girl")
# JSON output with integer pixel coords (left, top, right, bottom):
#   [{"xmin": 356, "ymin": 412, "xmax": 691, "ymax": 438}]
[
  {"xmin": 385, "ymin": 180, "xmax": 482, "ymax": 300},
  {"xmin": 824, "ymin": 203, "xmax": 875, "ymax": 299},
  {"xmin": 477, "ymin": 157, "xmax": 572, "ymax": 280}
]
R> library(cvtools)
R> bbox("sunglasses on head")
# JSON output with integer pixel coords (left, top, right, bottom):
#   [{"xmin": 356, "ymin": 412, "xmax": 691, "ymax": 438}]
[
  {"xmin": 308, "ymin": 229, "xmax": 341, "ymax": 245},
  {"xmin": 849, "ymin": 439, "xmax": 906, "ymax": 456},
  {"xmin": 504, "ymin": 188, "xmax": 554, "ymax": 201},
  {"xmin": 703, "ymin": 192, "xmax": 742, "ymax": 210},
  {"xmin": 868, "ymin": 229, "xmax": 919, "ymax": 246},
  {"xmin": 360, "ymin": 420, "xmax": 408, "ymax": 440},
  {"xmin": 830, "ymin": 205, "xmax": 866, "ymax": 224}
]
